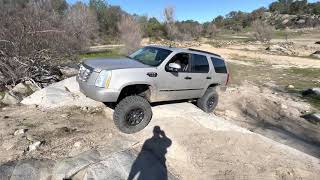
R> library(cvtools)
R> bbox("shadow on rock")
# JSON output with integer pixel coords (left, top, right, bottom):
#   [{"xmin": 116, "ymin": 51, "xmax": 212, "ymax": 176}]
[
  {"xmin": 0, "ymin": 158, "xmax": 55, "ymax": 180},
  {"xmin": 128, "ymin": 126, "xmax": 172, "ymax": 180}
]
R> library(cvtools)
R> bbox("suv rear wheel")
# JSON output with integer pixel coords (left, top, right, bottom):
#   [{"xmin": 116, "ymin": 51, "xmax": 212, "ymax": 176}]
[
  {"xmin": 197, "ymin": 87, "xmax": 219, "ymax": 113},
  {"xmin": 113, "ymin": 96, "xmax": 152, "ymax": 134}
]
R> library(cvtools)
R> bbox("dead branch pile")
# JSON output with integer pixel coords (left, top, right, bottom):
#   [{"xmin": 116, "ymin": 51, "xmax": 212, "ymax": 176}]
[{"xmin": 0, "ymin": 0, "xmax": 97, "ymax": 89}]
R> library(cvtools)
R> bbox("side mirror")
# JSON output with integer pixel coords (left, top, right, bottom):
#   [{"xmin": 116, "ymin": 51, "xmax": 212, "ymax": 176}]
[{"xmin": 167, "ymin": 63, "xmax": 181, "ymax": 72}]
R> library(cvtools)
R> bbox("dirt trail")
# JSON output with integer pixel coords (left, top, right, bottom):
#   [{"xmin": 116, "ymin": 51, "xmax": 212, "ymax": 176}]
[
  {"xmin": 1, "ymin": 103, "xmax": 320, "ymax": 179},
  {"xmin": 1, "ymin": 41, "xmax": 320, "ymax": 179},
  {"xmin": 129, "ymin": 104, "xmax": 320, "ymax": 179}
]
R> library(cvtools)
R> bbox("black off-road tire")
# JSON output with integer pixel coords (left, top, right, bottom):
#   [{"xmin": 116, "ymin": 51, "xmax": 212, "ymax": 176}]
[
  {"xmin": 197, "ymin": 87, "xmax": 219, "ymax": 113},
  {"xmin": 113, "ymin": 96, "xmax": 152, "ymax": 134}
]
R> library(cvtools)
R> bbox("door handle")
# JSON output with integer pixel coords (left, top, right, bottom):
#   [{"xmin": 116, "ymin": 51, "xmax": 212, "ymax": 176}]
[
  {"xmin": 185, "ymin": 76, "xmax": 192, "ymax": 80},
  {"xmin": 206, "ymin": 77, "xmax": 212, "ymax": 79}
]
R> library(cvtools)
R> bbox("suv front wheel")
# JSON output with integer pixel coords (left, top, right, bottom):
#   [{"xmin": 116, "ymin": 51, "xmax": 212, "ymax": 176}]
[
  {"xmin": 197, "ymin": 87, "xmax": 219, "ymax": 113},
  {"xmin": 113, "ymin": 96, "xmax": 152, "ymax": 134}
]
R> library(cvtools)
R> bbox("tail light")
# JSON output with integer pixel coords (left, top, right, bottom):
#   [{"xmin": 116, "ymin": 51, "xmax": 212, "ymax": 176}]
[{"xmin": 226, "ymin": 73, "xmax": 230, "ymax": 86}]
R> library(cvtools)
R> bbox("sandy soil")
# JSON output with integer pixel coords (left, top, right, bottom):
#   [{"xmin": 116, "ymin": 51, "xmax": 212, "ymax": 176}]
[
  {"xmin": 1, "ymin": 103, "xmax": 320, "ymax": 179},
  {"xmin": 196, "ymin": 44, "xmax": 320, "ymax": 68},
  {"xmin": 1, "ymin": 35, "xmax": 320, "ymax": 179},
  {"xmin": 216, "ymin": 83, "xmax": 320, "ymax": 158}
]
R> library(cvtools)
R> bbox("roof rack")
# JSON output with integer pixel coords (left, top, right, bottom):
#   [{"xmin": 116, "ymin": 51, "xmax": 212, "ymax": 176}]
[{"xmin": 188, "ymin": 48, "xmax": 221, "ymax": 57}]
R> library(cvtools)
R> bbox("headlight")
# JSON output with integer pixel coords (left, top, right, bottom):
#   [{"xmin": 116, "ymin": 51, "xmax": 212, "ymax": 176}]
[{"xmin": 95, "ymin": 70, "xmax": 112, "ymax": 88}]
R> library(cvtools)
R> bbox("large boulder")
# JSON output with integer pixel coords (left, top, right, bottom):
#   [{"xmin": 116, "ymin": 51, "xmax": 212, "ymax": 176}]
[
  {"xmin": 24, "ymin": 80, "xmax": 40, "ymax": 92},
  {"xmin": 21, "ymin": 76, "xmax": 103, "ymax": 109},
  {"xmin": 312, "ymin": 88, "xmax": 320, "ymax": 95},
  {"xmin": 72, "ymin": 150, "xmax": 176, "ymax": 180},
  {"xmin": 282, "ymin": 19, "xmax": 290, "ymax": 25},
  {"xmin": 59, "ymin": 66, "xmax": 79, "ymax": 77},
  {"xmin": 266, "ymin": 45, "xmax": 294, "ymax": 55},
  {"xmin": 52, "ymin": 150, "xmax": 101, "ymax": 180},
  {"xmin": 0, "ymin": 159, "xmax": 56, "ymax": 180},
  {"xmin": 12, "ymin": 83, "xmax": 31, "ymax": 95},
  {"xmin": 1, "ymin": 92, "xmax": 20, "ymax": 105},
  {"xmin": 296, "ymin": 19, "xmax": 306, "ymax": 24},
  {"xmin": 302, "ymin": 113, "xmax": 320, "ymax": 125},
  {"xmin": 311, "ymin": 51, "xmax": 320, "ymax": 59}
]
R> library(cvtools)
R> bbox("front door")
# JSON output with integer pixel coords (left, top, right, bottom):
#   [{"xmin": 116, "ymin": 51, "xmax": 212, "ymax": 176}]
[{"xmin": 156, "ymin": 53, "xmax": 194, "ymax": 101}]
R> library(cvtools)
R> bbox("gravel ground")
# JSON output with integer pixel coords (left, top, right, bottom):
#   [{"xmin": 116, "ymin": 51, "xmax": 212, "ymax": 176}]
[{"xmin": 1, "ymin": 102, "xmax": 319, "ymax": 179}]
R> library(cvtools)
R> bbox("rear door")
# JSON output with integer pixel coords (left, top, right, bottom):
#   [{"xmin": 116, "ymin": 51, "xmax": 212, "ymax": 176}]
[{"xmin": 187, "ymin": 54, "xmax": 211, "ymax": 97}]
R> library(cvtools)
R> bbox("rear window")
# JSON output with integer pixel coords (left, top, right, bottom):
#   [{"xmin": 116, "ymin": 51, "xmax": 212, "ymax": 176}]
[
  {"xmin": 211, "ymin": 57, "xmax": 227, "ymax": 73},
  {"xmin": 191, "ymin": 54, "xmax": 209, "ymax": 73}
]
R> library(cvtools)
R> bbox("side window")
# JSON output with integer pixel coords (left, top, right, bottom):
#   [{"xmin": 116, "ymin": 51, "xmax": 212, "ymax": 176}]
[
  {"xmin": 191, "ymin": 54, "xmax": 209, "ymax": 73},
  {"xmin": 211, "ymin": 57, "xmax": 227, "ymax": 73},
  {"xmin": 166, "ymin": 53, "xmax": 191, "ymax": 72}
]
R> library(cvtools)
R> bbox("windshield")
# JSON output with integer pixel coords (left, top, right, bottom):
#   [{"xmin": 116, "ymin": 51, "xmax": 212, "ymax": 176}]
[{"xmin": 129, "ymin": 47, "xmax": 172, "ymax": 66}]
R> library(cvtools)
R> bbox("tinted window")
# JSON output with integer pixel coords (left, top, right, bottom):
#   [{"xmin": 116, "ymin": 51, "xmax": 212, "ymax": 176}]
[
  {"xmin": 191, "ymin": 54, "xmax": 209, "ymax": 73},
  {"xmin": 211, "ymin": 57, "xmax": 227, "ymax": 73}
]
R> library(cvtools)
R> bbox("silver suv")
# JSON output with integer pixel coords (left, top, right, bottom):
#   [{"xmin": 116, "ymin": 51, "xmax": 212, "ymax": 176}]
[{"xmin": 77, "ymin": 46, "xmax": 229, "ymax": 133}]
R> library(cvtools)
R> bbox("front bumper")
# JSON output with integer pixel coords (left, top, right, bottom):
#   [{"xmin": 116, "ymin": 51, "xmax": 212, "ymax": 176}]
[{"xmin": 77, "ymin": 77, "xmax": 120, "ymax": 102}]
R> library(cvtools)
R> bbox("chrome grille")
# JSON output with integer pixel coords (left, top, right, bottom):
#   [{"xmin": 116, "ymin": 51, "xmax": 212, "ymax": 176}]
[{"xmin": 78, "ymin": 64, "xmax": 92, "ymax": 82}]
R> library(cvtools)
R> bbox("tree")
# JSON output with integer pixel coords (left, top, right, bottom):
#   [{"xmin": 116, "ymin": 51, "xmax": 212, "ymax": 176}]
[
  {"xmin": 146, "ymin": 17, "xmax": 165, "ymax": 38},
  {"xmin": 176, "ymin": 20, "xmax": 203, "ymax": 40},
  {"xmin": 51, "ymin": 0, "xmax": 68, "ymax": 14},
  {"xmin": 213, "ymin": 15, "xmax": 224, "ymax": 28},
  {"xmin": 269, "ymin": 0, "xmax": 294, "ymax": 14},
  {"xmin": 251, "ymin": 20, "xmax": 273, "ymax": 42},
  {"xmin": 313, "ymin": 3, "xmax": 320, "ymax": 14},
  {"xmin": 289, "ymin": 0, "xmax": 307, "ymax": 14},
  {"xmin": 163, "ymin": 6, "xmax": 180, "ymax": 40},
  {"xmin": 63, "ymin": 2, "xmax": 98, "ymax": 50},
  {"xmin": 89, "ymin": 0, "xmax": 125, "ymax": 39},
  {"xmin": 135, "ymin": 15, "xmax": 148, "ymax": 37},
  {"xmin": 206, "ymin": 23, "xmax": 219, "ymax": 39},
  {"xmin": 0, "ymin": 0, "xmax": 98, "ymax": 86},
  {"xmin": 251, "ymin": 7, "xmax": 267, "ymax": 20},
  {"xmin": 224, "ymin": 11, "xmax": 250, "ymax": 31},
  {"xmin": 117, "ymin": 15, "xmax": 142, "ymax": 54}
]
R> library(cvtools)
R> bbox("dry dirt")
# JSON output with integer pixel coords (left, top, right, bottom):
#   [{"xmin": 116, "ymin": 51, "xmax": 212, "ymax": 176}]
[
  {"xmin": 216, "ymin": 83, "xmax": 320, "ymax": 158},
  {"xmin": 1, "ymin": 35, "xmax": 320, "ymax": 179},
  {"xmin": 1, "ymin": 102, "xmax": 320, "ymax": 180},
  {"xmin": 197, "ymin": 43, "xmax": 320, "ymax": 69}
]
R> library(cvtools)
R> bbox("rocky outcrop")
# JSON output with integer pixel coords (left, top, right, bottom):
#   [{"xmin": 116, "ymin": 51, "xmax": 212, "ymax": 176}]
[
  {"xmin": 21, "ymin": 76, "xmax": 103, "ymax": 109},
  {"xmin": 1, "ymin": 92, "xmax": 20, "ymax": 105},
  {"xmin": 0, "ymin": 149, "xmax": 177, "ymax": 180},
  {"xmin": 268, "ymin": 13, "xmax": 320, "ymax": 28},
  {"xmin": 1, "ymin": 82, "xmax": 39, "ymax": 105},
  {"xmin": 311, "ymin": 51, "xmax": 320, "ymax": 59},
  {"xmin": 266, "ymin": 44, "xmax": 295, "ymax": 55},
  {"xmin": 59, "ymin": 66, "xmax": 79, "ymax": 77},
  {"xmin": 302, "ymin": 88, "xmax": 320, "ymax": 96}
]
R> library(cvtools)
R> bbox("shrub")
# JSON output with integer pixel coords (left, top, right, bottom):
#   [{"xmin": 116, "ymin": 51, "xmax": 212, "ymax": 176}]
[
  {"xmin": 117, "ymin": 15, "xmax": 142, "ymax": 54},
  {"xmin": 0, "ymin": 0, "xmax": 97, "ymax": 87},
  {"xmin": 251, "ymin": 20, "xmax": 273, "ymax": 42}
]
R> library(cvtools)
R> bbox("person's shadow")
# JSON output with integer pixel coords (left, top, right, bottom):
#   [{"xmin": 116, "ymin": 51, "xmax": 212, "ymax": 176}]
[{"xmin": 128, "ymin": 126, "xmax": 172, "ymax": 180}]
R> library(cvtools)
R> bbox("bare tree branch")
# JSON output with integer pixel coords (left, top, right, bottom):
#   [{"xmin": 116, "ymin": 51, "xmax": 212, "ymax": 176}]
[{"xmin": 27, "ymin": 30, "xmax": 66, "ymax": 34}]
